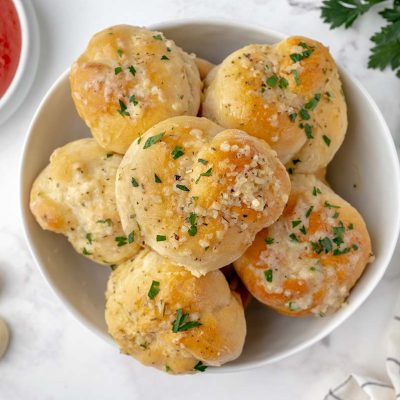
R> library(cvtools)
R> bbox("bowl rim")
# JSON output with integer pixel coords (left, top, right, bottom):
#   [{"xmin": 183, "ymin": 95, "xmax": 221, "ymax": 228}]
[{"xmin": 20, "ymin": 17, "xmax": 400, "ymax": 373}]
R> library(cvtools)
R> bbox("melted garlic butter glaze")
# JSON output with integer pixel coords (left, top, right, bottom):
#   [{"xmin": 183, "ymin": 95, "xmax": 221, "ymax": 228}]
[
  {"xmin": 105, "ymin": 248, "xmax": 246, "ymax": 374},
  {"xmin": 116, "ymin": 116, "xmax": 290, "ymax": 276},
  {"xmin": 202, "ymin": 36, "xmax": 347, "ymax": 173},
  {"xmin": 70, "ymin": 25, "xmax": 202, "ymax": 154},
  {"xmin": 234, "ymin": 174, "xmax": 373, "ymax": 316},
  {"xmin": 30, "ymin": 138, "xmax": 142, "ymax": 265}
]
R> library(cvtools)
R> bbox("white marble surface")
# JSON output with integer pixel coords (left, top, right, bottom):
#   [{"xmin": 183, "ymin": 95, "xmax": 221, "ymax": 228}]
[{"xmin": 0, "ymin": 0, "xmax": 399, "ymax": 399}]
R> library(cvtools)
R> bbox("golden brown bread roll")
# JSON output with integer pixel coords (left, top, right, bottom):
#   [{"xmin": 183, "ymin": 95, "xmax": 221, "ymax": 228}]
[
  {"xmin": 115, "ymin": 116, "xmax": 291, "ymax": 275},
  {"xmin": 105, "ymin": 248, "xmax": 246, "ymax": 374},
  {"xmin": 233, "ymin": 174, "xmax": 372, "ymax": 317},
  {"xmin": 30, "ymin": 138, "xmax": 142, "ymax": 265},
  {"xmin": 70, "ymin": 25, "xmax": 202, "ymax": 154},
  {"xmin": 202, "ymin": 36, "xmax": 347, "ymax": 173}
]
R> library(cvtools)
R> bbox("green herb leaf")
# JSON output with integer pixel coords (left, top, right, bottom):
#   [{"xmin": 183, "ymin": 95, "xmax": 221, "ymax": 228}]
[
  {"xmin": 304, "ymin": 93, "xmax": 321, "ymax": 110},
  {"xmin": 333, "ymin": 247, "xmax": 351, "ymax": 256},
  {"xmin": 171, "ymin": 146, "xmax": 184, "ymax": 159},
  {"xmin": 187, "ymin": 212, "xmax": 198, "ymax": 236},
  {"xmin": 86, "ymin": 233, "xmax": 92, "ymax": 244},
  {"xmin": 348, "ymin": 223, "xmax": 354, "ymax": 230},
  {"xmin": 289, "ymin": 112, "xmax": 297, "ymax": 122},
  {"xmin": 323, "ymin": 135, "xmax": 331, "ymax": 146},
  {"xmin": 264, "ymin": 269, "xmax": 273, "ymax": 282},
  {"xmin": 161, "ymin": 55, "xmax": 169, "ymax": 60},
  {"xmin": 176, "ymin": 184, "xmax": 190, "ymax": 192},
  {"xmin": 96, "ymin": 218, "xmax": 112, "ymax": 226},
  {"xmin": 154, "ymin": 174, "xmax": 162, "ymax": 183},
  {"xmin": 321, "ymin": 0, "xmax": 385, "ymax": 29},
  {"xmin": 143, "ymin": 132, "xmax": 165, "ymax": 149},
  {"xmin": 129, "ymin": 95, "xmax": 138, "ymax": 105},
  {"xmin": 131, "ymin": 177, "xmax": 139, "ymax": 187},
  {"xmin": 117, "ymin": 99, "xmax": 130, "ymax": 116},
  {"xmin": 264, "ymin": 237, "xmax": 274, "ymax": 245},
  {"xmin": 290, "ymin": 43, "xmax": 315, "ymax": 63},
  {"xmin": 324, "ymin": 201, "xmax": 340, "ymax": 209},
  {"xmin": 82, "ymin": 247, "xmax": 92, "ymax": 255},
  {"xmin": 279, "ymin": 77, "xmax": 289, "ymax": 89},
  {"xmin": 306, "ymin": 205, "xmax": 314, "ymax": 218},
  {"xmin": 292, "ymin": 220, "xmax": 302, "ymax": 228},
  {"xmin": 288, "ymin": 301, "xmax": 299, "ymax": 311},
  {"xmin": 172, "ymin": 308, "xmax": 202, "ymax": 332},
  {"xmin": 196, "ymin": 168, "xmax": 213, "ymax": 183},
  {"xmin": 153, "ymin": 34, "xmax": 163, "ymax": 40},
  {"xmin": 117, "ymin": 48, "xmax": 123, "ymax": 57},
  {"xmin": 289, "ymin": 233, "xmax": 299, "ymax": 242},
  {"xmin": 266, "ymin": 75, "xmax": 279, "ymax": 87},
  {"xmin": 300, "ymin": 225, "xmax": 307, "ymax": 235},
  {"xmin": 319, "ymin": 237, "xmax": 333, "ymax": 253},
  {"xmin": 128, "ymin": 65, "xmax": 136, "ymax": 76},
  {"xmin": 115, "ymin": 236, "xmax": 127, "ymax": 247},
  {"xmin": 114, "ymin": 66, "xmax": 122, "ymax": 75},
  {"xmin": 312, "ymin": 186, "xmax": 322, "ymax": 196},
  {"xmin": 198, "ymin": 158, "xmax": 208, "ymax": 165},
  {"xmin": 194, "ymin": 361, "xmax": 208, "ymax": 372},
  {"xmin": 128, "ymin": 231, "xmax": 135, "ymax": 243},
  {"xmin": 292, "ymin": 69, "xmax": 301, "ymax": 85},
  {"xmin": 148, "ymin": 280, "xmax": 160, "ymax": 299},
  {"xmin": 299, "ymin": 108, "xmax": 311, "ymax": 120},
  {"xmin": 156, "ymin": 235, "xmax": 166, "ymax": 242}
]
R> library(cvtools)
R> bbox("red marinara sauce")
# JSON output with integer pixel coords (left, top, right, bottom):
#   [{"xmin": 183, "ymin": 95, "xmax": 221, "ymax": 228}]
[{"xmin": 0, "ymin": 0, "xmax": 22, "ymax": 98}]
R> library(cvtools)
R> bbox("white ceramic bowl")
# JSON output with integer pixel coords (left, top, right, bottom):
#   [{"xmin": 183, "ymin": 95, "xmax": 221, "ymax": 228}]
[
  {"xmin": 0, "ymin": 0, "xmax": 39, "ymax": 125},
  {"xmin": 20, "ymin": 20, "xmax": 400, "ymax": 372}
]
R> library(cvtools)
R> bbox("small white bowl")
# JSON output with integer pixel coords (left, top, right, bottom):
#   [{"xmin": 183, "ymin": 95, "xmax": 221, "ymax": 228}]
[
  {"xmin": 0, "ymin": 0, "xmax": 39, "ymax": 125},
  {"xmin": 20, "ymin": 20, "xmax": 400, "ymax": 372}
]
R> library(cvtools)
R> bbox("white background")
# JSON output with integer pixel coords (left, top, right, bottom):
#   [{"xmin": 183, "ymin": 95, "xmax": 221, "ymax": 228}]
[{"xmin": 0, "ymin": 0, "xmax": 400, "ymax": 399}]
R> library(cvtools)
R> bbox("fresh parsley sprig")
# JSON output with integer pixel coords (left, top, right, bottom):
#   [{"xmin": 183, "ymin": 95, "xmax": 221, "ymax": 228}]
[{"xmin": 321, "ymin": 0, "xmax": 400, "ymax": 77}]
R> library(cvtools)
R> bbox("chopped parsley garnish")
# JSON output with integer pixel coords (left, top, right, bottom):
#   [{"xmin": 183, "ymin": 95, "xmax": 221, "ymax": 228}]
[
  {"xmin": 195, "ymin": 168, "xmax": 212, "ymax": 184},
  {"xmin": 154, "ymin": 174, "xmax": 162, "ymax": 183},
  {"xmin": 289, "ymin": 233, "xmax": 299, "ymax": 242},
  {"xmin": 129, "ymin": 95, "xmax": 138, "ymax": 105},
  {"xmin": 153, "ymin": 34, "xmax": 163, "ymax": 40},
  {"xmin": 292, "ymin": 69, "xmax": 300, "ymax": 85},
  {"xmin": 304, "ymin": 93, "xmax": 321, "ymax": 110},
  {"xmin": 300, "ymin": 225, "xmax": 307, "ymax": 235},
  {"xmin": 143, "ymin": 132, "xmax": 165, "ymax": 149},
  {"xmin": 131, "ymin": 177, "xmax": 139, "ymax": 187},
  {"xmin": 117, "ymin": 99, "xmax": 130, "ymax": 116},
  {"xmin": 82, "ymin": 247, "xmax": 92, "ymax": 256},
  {"xmin": 348, "ymin": 223, "xmax": 354, "ymax": 230},
  {"xmin": 128, "ymin": 231, "xmax": 135, "ymax": 243},
  {"xmin": 290, "ymin": 42, "xmax": 315, "ymax": 63},
  {"xmin": 292, "ymin": 220, "xmax": 301, "ymax": 228},
  {"xmin": 264, "ymin": 269, "xmax": 273, "ymax": 282},
  {"xmin": 176, "ymin": 184, "xmax": 190, "ymax": 192},
  {"xmin": 332, "ymin": 222, "xmax": 345, "ymax": 246},
  {"xmin": 278, "ymin": 77, "xmax": 289, "ymax": 89},
  {"xmin": 264, "ymin": 237, "xmax": 274, "ymax": 245},
  {"xmin": 266, "ymin": 75, "xmax": 279, "ymax": 87},
  {"xmin": 333, "ymin": 211, "xmax": 340, "ymax": 219},
  {"xmin": 171, "ymin": 146, "xmax": 184, "ymax": 159},
  {"xmin": 312, "ymin": 186, "xmax": 322, "ymax": 196},
  {"xmin": 117, "ymin": 48, "xmax": 123, "ymax": 57},
  {"xmin": 311, "ymin": 241, "xmax": 322, "ymax": 254},
  {"xmin": 319, "ymin": 237, "xmax": 333, "ymax": 253},
  {"xmin": 172, "ymin": 309, "xmax": 202, "ymax": 333},
  {"xmin": 324, "ymin": 201, "xmax": 340, "ymax": 209},
  {"xmin": 289, "ymin": 112, "xmax": 297, "ymax": 122},
  {"xmin": 128, "ymin": 65, "xmax": 136, "ymax": 76},
  {"xmin": 161, "ymin": 55, "xmax": 169, "ymax": 60},
  {"xmin": 323, "ymin": 135, "xmax": 331, "ymax": 146},
  {"xmin": 86, "ymin": 233, "xmax": 92, "ymax": 244},
  {"xmin": 114, "ymin": 66, "xmax": 122, "ymax": 75},
  {"xmin": 194, "ymin": 361, "xmax": 207, "ymax": 372},
  {"xmin": 96, "ymin": 218, "xmax": 112, "ymax": 226},
  {"xmin": 115, "ymin": 236, "xmax": 127, "ymax": 247},
  {"xmin": 187, "ymin": 212, "xmax": 197, "ymax": 236},
  {"xmin": 156, "ymin": 235, "xmax": 166, "ymax": 242},
  {"xmin": 352, "ymin": 244, "xmax": 359, "ymax": 250},
  {"xmin": 333, "ymin": 247, "xmax": 351, "ymax": 256},
  {"xmin": 306, "ymin": 205, "xmax": 314, "ymax": 218},
  {"xmin": 299, "ymin": 123, "xmax": 313, "ymax": 139},
  {"xmin": 299, "ymin": 108, "xmax": 310, "ymax": 120},
  {"xmin": 167, "ymin": 47, "xmax": 171, "ymax": 52},
  {"xmin": 148, "ymin": 280, "xmax": 160, "ymax": 299},
  {"xmin": 198, "ymin": 158, "xmax": 208, "ymax": 165},
  {"xmin": 288, "ymin": 301, "xmax": 299, "ymax": 311}
]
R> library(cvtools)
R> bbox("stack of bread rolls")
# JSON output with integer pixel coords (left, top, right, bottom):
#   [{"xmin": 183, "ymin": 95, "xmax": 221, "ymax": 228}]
[{"xmin": 30, "ymin": 25, "xmax": 373, "ymax": 374}]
